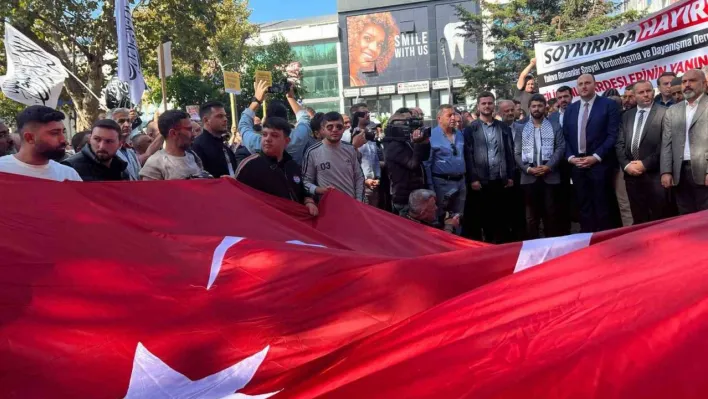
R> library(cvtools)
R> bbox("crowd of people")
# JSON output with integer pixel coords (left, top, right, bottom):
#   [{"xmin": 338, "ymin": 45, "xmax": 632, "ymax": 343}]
[{"xmin": 0, "ymin": 62, "xmax": 706, "ymax": 243}]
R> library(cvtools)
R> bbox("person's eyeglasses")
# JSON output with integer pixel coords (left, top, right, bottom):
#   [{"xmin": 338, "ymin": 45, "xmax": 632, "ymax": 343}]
[
  {"xmin": 451, "ymin": 143, "xmax": 458, "ymax": 156},
  {"xmin": 325, "ymin": 124, "xmax": 344, "ymax": 131}
]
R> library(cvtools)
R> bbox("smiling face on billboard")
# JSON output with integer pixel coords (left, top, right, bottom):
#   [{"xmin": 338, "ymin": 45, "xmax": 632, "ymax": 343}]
[{"xmin": 347, "ymin": 13, "xmax": 400, "ymax": 87}]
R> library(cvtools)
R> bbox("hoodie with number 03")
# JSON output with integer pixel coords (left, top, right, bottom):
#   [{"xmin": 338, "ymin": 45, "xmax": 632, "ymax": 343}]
[{"xmin": 235, "ymin": 151, "xmax": 313, "ymax": 205}]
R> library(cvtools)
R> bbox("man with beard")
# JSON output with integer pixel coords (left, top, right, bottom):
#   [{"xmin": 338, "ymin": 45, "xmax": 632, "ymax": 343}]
[
  {"xmin": 140, "ymin": 110, "xmax": 211, "ymax": 180},
  {"xmin": 462, "ymin": 92, "xmax": 516, "ymax": 243},
  {"xmin": 193, "ymin": 101, "xmax": 238, "ymax": 178},
  {"xmin": 303, "ymin": 111, "xmax": 364, "ymax": 201},
  {"xmin": 514, "ymin": 94, "xmax": 565, "ymax": 238},
  {"xmin": 0, "ymin": 106, "xmax": 81, "ymax": 181},
  {"xmin": 671, "ymin": 77, "xmax": 684, "ymax": 104},
  {"xmin": 62, "ymin": 119, "xmax": 128, "ymax": 181},
  {"xmin": 661, "ymin": 69, "xmax": 708, "ymax": 214},
  {"xmin": 622, "ymin": 85, "xmax": 637, "ymax": 112},
  {"xmin": 563, "ymin": 73, "xmax": 620, "ymax": 232}
]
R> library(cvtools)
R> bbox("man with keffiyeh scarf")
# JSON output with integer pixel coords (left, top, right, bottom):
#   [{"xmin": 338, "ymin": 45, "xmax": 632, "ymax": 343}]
[{"xmin": 513, "ymin": 94, "xmax": 566, "ymax": 239}]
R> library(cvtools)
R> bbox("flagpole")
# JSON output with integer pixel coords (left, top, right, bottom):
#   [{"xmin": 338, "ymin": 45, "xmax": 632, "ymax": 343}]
[
  {"xmin": 159, "ymin": 43, "xmax": 168, "ymax": 112},
  {"xmin": 62, "ymin": 66, "xmax": 108, "ymax": 111}
]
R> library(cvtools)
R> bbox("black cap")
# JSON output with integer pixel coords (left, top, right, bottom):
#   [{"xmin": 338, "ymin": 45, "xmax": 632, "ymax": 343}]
[{"xmin": 16, "ymin": 105, "xmax": 65, "ymax": 132}]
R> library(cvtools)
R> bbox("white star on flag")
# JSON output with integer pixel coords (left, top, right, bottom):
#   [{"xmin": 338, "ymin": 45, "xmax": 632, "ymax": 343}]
[{"xmin": 124, "ymin": 343, "xmax": 279, "ymax": 399}]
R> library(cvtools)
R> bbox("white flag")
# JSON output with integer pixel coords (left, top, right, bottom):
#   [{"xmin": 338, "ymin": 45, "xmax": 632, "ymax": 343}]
[
  {"xmin": 0, "ymin": 24, "xmax": 68, "ymax": 108},
  {"xmin": 115, "ymin": 0, "xmax": 145, "ymax": 105},
  {"xmin": 157, "ymin": 41, "xmax": 173, "ymax": 79}
]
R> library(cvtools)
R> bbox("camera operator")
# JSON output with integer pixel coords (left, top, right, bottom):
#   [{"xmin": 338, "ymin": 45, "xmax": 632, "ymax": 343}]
[
  {"xmin": 239, "ymin": 80, "xmax": 312, "ymax": 165},
  {"xmin": 383, "ymin": 110, "xmax": 431, "ymax": 216},
  {"xmin": 344, "ymin": 103, "xmax": 372, "ymax": 150}
]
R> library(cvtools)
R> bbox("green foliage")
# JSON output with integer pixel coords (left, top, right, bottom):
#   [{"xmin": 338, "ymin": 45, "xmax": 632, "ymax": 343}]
[
  {"xmin": 456, "ymin": 0, "xmax": 643, "ymax": 101},
  {"xmin": 0, "ymin": 0, "xmax": 258, "ymax": 128},
  {"xmin": 234, "ymin": 35, "xmax": 295, "ymax": 117}
]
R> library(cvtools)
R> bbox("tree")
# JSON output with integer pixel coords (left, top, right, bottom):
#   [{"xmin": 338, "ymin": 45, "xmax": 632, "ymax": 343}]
[
  {"xmin": 232, "ymin": 35, "xmax": 295, "ymax": 118},
  {"xmin": 0, "ymin": 0, "xmax": 255, "ymax": 129},
  {"xmin": 455, "ymin": 0, "xmax": 642, "ymax": 100}
]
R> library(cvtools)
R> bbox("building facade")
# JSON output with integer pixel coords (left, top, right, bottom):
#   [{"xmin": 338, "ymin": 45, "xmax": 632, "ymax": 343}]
[
  {"xmin": 254, "ymin": 0, "xmax": 480, "ymax": 118},
  {"xmin": 255, "ymin": 15, "xmax": 344, "ymax": 113},
  {"xmin": 337, "ymin": 0, "xmax": 480, "ymax": 119}
]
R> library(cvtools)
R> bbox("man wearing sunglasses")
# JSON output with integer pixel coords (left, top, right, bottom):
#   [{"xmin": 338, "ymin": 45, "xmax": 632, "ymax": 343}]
[
  {"xmin": 423, "ymin": 104, "xmax": 467, "ymax": 233},
  {"xmin": 303, "ymin": 111, "xmax": 364, "ymax": 201}
]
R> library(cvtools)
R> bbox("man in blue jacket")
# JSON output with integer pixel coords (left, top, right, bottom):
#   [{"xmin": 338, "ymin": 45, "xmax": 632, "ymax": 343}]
[{"xmin": 563, "ymin": 73, "xmax": 620, "ymax": 232}]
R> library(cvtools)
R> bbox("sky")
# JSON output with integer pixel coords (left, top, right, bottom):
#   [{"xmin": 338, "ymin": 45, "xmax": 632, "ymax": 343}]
[{"xmin": 249, "ymin": 0, "xmax": 337, "ymax": 23}]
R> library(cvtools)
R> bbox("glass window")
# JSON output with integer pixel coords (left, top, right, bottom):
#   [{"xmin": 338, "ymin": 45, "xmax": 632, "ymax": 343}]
[
  {"xmin": 292, "ymin": 43, "xmax": 338, "ymax": 67},
  {"xmin": 347, "ymin": 97, "xmax": 391, "ymax": 116},
  {"xmin": 302, "ymin": 67, "xmax": 339, "ymax": 100},
  {"xmin": 305, "ymin": 100, "xmax": 341, "ymax": 113}
]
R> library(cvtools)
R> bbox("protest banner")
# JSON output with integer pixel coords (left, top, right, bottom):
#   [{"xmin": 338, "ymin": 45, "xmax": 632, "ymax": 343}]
[{"xmin": 535, "ymin": 0, "xmax": 708, "ymax": 98}]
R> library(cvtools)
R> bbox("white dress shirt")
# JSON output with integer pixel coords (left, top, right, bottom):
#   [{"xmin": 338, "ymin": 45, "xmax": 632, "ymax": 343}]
[
  {"xmin": 569, "ymin": 94, "xmax": 601, "ymax": 162},
  {"xmin": 684, "ymin": 94, "xmax": 703, "ymax": 161},
  {"xmin": 559, "ymin": 109, "xmax": 564, "ymax": 128}
]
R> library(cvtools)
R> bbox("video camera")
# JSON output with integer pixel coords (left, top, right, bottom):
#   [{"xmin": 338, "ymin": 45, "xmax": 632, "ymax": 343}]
[
  {"xmin": 267, "ymin": 78, "xmax": 293, "ymax": 95},
  {"xmin": 385, "ymin": 117, "xmax": 430, "ymax": 142}
]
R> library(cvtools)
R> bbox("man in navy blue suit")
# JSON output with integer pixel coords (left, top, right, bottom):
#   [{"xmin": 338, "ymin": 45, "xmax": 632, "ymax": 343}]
[{"xmin": 563, "ymin": 74, "xmax": 620, "ymax": 232}]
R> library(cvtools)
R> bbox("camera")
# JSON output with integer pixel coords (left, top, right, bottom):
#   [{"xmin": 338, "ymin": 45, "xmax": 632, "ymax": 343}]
[
  {"xmin": 385, "ymin": 117, "xmax": 429, "ymax": 141},
  {"xmin": 267, "ymin": 79, "xmax": 292, "ymax": 94}
]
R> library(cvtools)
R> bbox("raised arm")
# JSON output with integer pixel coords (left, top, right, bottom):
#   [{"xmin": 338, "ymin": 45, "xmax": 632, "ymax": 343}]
[{"xmin": 517, "ymin": 58, "xmax": 536, "ymax": 91}]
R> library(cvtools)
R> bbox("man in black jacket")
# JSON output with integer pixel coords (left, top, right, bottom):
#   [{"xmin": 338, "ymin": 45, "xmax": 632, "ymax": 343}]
[
  {"xmin": 62, "ymin": 119, "xmax": 128, "ymax": 181},
  {"xmin": 235, "ymin": 117, "xmax": 319, "ymax": 216},
  {"xmin": 462, "ymin": 91, "xmax": 516, "ymax": 243},
  {"xmin": 192, "ymin": 101, "xmax": 238, "ymax": 177},
  {"xmin": 382, "ymin": 111, "xmax": 431, "ymax": 216}
]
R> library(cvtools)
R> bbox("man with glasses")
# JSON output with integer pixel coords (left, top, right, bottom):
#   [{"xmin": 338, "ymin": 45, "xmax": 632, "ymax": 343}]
[
  {"xmin": 424, "ymin": 104, "xmax": 467, "ymax": 233},
  {"xmin": 303, "ymin": 111, "xmax": 364, "ymax": 201}
]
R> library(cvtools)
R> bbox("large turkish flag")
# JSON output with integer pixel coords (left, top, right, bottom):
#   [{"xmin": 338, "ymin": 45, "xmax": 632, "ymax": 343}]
[{"xmin": 0, "ymin": 173, "xmax": 699, "ymax": 398}]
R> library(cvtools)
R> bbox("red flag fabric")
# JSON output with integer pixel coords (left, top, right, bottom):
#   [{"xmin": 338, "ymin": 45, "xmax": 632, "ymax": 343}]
[{"xmin": 0, "ymin": 173, "xmax": 693, "ymax": 398}]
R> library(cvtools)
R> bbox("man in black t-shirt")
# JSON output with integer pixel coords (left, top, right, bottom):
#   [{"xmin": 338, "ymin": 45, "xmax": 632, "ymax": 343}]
[{"xmin": 515, "ymin": 58, "xmax": 538, "ymax": 115}]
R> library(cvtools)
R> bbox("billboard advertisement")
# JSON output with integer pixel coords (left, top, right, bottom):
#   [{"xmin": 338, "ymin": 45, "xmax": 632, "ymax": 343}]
[
  {"xmin": 346, "ymin": 7, "xmax": 430, "ymax": 87},
  {"xmin": 435, "ymin": 2, "xmax": 479, "ymax": 79},
  {"xmin": 535, "ymin": 0, "xmax": 708, "ymax": 98}
]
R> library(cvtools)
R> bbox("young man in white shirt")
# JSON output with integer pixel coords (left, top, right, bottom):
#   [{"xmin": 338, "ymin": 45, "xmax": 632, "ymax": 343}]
[{"xmin": 0, "ymin": 105, "xmax": 81, "ymax": 182}]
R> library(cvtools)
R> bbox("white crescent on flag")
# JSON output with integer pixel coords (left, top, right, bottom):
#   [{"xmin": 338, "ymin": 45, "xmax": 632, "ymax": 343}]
[{"xmin": 0, "ymin": 24, "xmax": 68, "ymax": 108}]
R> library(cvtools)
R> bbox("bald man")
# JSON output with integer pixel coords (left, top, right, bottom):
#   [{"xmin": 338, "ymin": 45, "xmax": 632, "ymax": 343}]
[
  {"xmin": 563, "ymin": 73, "xmax": 620, "ymax": 232},
  {"xmin": 661, "ymin": 69, "xmax": 708, "ymax": 215},
  {"xmin": 497, "ymin": 100, "xmax": 517, "ymax": 127}
]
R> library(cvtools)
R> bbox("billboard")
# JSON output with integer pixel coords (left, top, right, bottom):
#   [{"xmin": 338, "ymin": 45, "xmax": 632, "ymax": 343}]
[
  {"xmin": 435, "ymin": 2, "xmax": 479, "ymax": 79},
  {"xmin": 535, "ymin": 0, "xmax": 708, "ymax": 98},
  {"xmin": 346, "ymin": 7, "xmax": 430, "ymax": 87}
]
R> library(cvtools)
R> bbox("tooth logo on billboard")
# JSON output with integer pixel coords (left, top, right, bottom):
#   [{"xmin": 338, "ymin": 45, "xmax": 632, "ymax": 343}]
[{"xmin": 443, "ymin": 22, "xmax": 466, "ymax": 60}]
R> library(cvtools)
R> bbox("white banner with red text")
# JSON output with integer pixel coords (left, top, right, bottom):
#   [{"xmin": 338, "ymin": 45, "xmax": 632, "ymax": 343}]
[{"xmin": 534, "ymin": 0, "xmax": 708, "ymax": 98}]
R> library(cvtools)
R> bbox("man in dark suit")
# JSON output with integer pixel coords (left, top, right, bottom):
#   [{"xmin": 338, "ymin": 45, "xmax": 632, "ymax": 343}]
[
  {"xmin": 563, "ymin": 74, "xmax": 620, "ymax": 232},
  {"xmin": 462, "ymin": 91, "xmax": 516, "ymax": 243},
  {"xmin": 616, "ymin": 80, "xmax": 669, "ymax": 224},
  {"xmin": 548, "ymin": 86, "xmax": 573, "ymax": 234},
  {"xmin": 661, "ymin": 69, "xmax": 708, "ymax": 214},
  {"xmin": 514, "ymin": 94, "xmax": 566, "ymax": 238}
]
